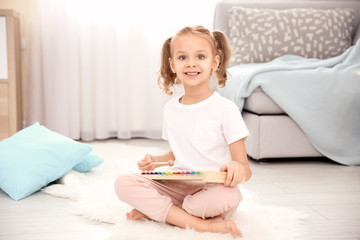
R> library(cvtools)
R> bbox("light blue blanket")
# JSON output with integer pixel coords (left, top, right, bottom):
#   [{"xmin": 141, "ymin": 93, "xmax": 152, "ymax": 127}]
[{"xmin": 219, "ymin": 40, "xmax": 360, "ymax": 166}]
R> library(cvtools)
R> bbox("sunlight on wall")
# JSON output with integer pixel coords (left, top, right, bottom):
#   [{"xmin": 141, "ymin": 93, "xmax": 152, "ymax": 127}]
[
  {"xmin": 64, "ymin": 0, "xmax": 219, "ymax": 31},
  {"xmin": 27, "ymin": 0, "xmax": 221, "ymax": 139}
]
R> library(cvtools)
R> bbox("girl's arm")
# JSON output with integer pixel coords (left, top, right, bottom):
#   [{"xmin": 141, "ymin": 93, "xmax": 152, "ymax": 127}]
[
  {"xmin": 220, "ymin": 138, "xmax": 252, "ymax": 187},
  {"xmin": 154, "ymin": 150, "xmax": 175, "ymax": 163},
  {"xmin": 137, "ymin": 150, "xmax": 175, "ymax": 171}
]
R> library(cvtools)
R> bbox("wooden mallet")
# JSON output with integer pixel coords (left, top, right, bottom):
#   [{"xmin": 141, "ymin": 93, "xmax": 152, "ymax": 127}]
[{"xmin": 151, "ymin": 160, "xmax": 174, "ymax": 167}]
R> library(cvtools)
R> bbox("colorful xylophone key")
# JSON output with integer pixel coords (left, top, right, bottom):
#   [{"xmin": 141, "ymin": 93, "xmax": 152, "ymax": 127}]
[{"xmin": 138, "ymin": 170, "xmax": 227, "ymax": 183}]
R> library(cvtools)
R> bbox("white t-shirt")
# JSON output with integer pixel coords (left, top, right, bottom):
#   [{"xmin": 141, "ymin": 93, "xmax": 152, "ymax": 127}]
[{"xmin": 162, "ymin": 91, "xmax": 249, "ymax": 171}]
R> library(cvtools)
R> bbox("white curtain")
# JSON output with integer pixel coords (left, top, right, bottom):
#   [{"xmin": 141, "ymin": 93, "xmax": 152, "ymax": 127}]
[{"xmin": 28, "ymin": 0, "xmax": 218, "ymax": 140}]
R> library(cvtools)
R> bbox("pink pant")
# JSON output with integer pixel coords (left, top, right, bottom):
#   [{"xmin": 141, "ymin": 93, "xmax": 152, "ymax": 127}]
[{"xmin": 114, "ymin": 174, "xmax": 242, "ymax": 223}]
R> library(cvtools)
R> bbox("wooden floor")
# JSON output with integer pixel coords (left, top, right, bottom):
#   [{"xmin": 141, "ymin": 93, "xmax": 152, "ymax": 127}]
[{"xmin": 0, "ymin": 139, "xmax": 359, "ymax": 240}]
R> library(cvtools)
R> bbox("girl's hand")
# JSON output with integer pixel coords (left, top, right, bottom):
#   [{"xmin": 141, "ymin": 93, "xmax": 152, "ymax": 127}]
[
  {"xmin": 220, "ymin": 161, "xmax": 246, "ymax": 187},
  {"xmin": 137, "ymin": 154, "xmax": 156, "ymax": 171}
]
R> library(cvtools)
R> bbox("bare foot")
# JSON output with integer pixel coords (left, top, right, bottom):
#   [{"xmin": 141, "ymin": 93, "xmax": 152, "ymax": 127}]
[
  {"xmin": 166, "ymin": 205, "xmax": 242, "ymax": 237},
  {"xmin": 205, "ymin": 218, "xmax": 242, "ymax": 237},
  {"xmin": 126, "ymin": 209, "xmax": 150, "ymax": 221}
]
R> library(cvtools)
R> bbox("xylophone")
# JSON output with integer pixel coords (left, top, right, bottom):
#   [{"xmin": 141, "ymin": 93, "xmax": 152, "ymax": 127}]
[{"xmin": 138, "ymin": 170, "xmax": 227, "ymax": 183}]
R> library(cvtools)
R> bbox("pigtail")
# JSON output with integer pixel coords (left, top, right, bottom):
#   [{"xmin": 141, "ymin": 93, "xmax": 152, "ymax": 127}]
[
  {"xmin": 158, "ymin": 37, "xmax": 176, "ymax": 95},
  {"xmin": 212, "ymin": 31, "xmax": 232, "ymax": 88}
]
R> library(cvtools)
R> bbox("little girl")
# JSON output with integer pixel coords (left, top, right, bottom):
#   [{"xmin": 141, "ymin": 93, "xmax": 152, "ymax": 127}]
[{"xmin": 114, "ymin": 26, "xmax": 251, "ymax": 237}]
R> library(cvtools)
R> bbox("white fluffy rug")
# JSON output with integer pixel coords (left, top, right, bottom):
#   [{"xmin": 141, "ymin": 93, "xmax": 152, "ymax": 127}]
[{"xmin": 42, "ymin": 144, "xmax": 306, "ymax": 240}]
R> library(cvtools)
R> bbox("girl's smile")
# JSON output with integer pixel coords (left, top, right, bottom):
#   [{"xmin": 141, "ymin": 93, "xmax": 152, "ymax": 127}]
[
  {"xmin": 185, "ymin": 71, "xmax": 200, "ymax": 76},
  {"xmin": 184, "ymin": 71, "xmax": 201, "ymax": 80}
]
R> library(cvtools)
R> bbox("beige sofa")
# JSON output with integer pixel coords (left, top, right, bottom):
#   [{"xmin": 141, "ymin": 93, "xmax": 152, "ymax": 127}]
[{"xmin": 214, "ymin": 0, "xmax": 360, "ymax": 160}]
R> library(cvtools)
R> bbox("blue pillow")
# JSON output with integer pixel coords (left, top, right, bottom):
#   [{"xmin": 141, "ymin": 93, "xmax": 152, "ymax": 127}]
[
  {"xmin": 0, "ymin": 122, "xmax": 92, "ymax": 200},
  {"xmin": 73, "ymin": 152, "xmax": 104, "ymax": 172}
]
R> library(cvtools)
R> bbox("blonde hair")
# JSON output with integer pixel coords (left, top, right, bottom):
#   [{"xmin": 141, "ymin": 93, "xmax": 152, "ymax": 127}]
[{"xmin": 158, "ymin": 26, "xmax": 232, "ymax": 95}]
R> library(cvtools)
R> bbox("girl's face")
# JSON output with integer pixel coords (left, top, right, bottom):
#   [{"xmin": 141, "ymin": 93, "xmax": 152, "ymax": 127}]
[{"xmin": 169, "ymin": 33, "xmax": 219, "ymax": 90}]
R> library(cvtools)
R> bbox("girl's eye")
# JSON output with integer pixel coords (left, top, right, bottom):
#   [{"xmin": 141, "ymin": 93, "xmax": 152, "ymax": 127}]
[
  {"xmin": 179, "ymin": 55, "xmax": 186, "ymax": 60},
  {"xmin": 198, "ymin": 54, "xmax": 205, "ymax": 60}
]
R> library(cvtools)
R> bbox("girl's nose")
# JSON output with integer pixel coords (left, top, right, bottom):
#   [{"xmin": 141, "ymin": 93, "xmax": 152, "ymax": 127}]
[{"xmin": 186, "ymin": 57, "xmax": 196, "ymax": 67}]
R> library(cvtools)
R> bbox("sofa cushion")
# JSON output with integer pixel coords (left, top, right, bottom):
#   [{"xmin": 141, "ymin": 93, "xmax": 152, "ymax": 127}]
[
  {"xmin": 244, "ymin": 87, "xmax": 284, "ymax": 114},
  {"xmin": 242, "ymin": 112, "xmax": 322, "ymax": 159},
  {"xmin": 229, "ymin": 7, "xmax": 355, "ymax": 65},
  {"xmin": 353, "ymin": 22, "xmax": 360, "ymax": 45}
]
